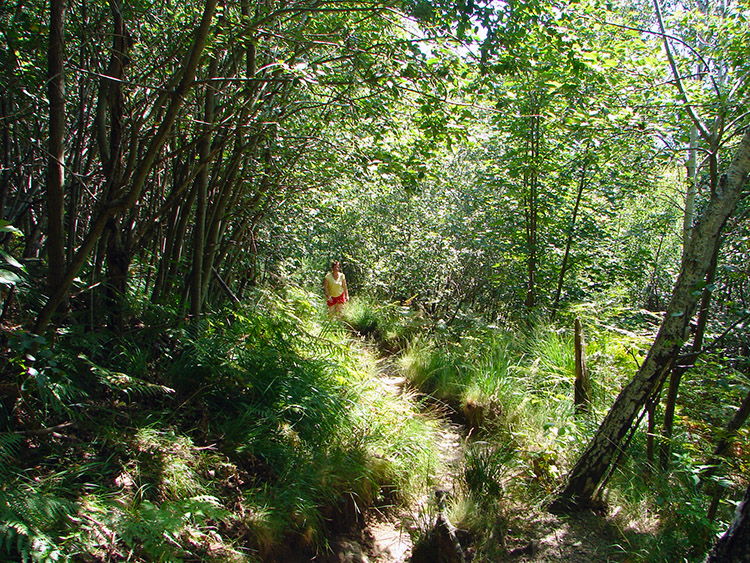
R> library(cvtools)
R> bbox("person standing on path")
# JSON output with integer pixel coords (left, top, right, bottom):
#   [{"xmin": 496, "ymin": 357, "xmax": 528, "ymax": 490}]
[{"xmin": 324, "ymin": 260, "xmax": 349, "ymax": 318}]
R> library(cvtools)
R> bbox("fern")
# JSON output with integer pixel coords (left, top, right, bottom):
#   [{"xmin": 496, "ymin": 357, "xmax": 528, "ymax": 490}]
[
  {"xmin": 0, "ymin": 433, "xmax": 23, "ymax": 479},
  {"xmin": 117, "ymin": 496, "xmax": 230, "ymax": 562},
  {"xmin": 0, "ymin": 484, "xmax": 75, "ymax": 562},
  {"xmin": 30, "ymin": 369, "xmax": 88, "ymax": 417}
]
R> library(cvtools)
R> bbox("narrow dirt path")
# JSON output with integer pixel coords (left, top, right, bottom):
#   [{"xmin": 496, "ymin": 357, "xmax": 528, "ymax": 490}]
[
  {"xmin": 358, "ymin": 354, "xmax": 466, "ymax": 563},
  {"xmin": 364, "ymin": 361, "xmax": 415, "ymax": 562},
  {"xmin": 326, "ymin": 341, "xmax": 631, "ymax": 563}
]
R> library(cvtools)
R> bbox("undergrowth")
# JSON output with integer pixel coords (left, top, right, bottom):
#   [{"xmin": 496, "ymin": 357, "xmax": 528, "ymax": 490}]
[
  {"xmin": 2, "ymin": 287, "xmax": 746, "ymax": 562},
  {"xmin": 381, "ymin": 301, "xmax": 743, "ymax": 562},
  {"xmin": 343, "ymin": 295, "xmax": 425, "ymax": 352},
  {"xmin": 0, "ymin": 287, "xmax": 440, "ymax": 562}
]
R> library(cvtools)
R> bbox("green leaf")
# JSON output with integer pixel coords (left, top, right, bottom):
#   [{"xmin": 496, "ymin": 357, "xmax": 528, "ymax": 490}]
[
  {"xmin": 0, "ymin": 221, "xmax": 23, "ymax": 236},
  {"xmin": 0, "ymin": 251, "xmax": 24, "ymax": 271},
  {"xmin": 0, "ymin": 271, "xmax": 20, "ymax": 285}
]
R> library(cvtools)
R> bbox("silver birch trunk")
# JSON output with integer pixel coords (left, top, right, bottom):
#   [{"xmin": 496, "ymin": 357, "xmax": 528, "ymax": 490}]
[{"xmin": 551, "ymin": 127, "xmax": 750, "ymax": 510}]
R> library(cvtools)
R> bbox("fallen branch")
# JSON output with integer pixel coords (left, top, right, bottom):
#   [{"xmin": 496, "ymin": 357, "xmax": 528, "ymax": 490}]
[{"xmin": 16, "ymin": 421, "xmax": 75, "ymax": 436}]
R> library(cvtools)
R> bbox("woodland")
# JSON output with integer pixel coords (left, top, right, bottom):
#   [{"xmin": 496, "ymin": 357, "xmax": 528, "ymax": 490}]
[{"xmin": 0, "ymin": 0, "xmax": 749, "ymax": 561}]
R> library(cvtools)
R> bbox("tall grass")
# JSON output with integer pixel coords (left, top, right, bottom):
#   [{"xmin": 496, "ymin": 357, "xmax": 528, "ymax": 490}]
[
  {"xmin": 399, "ymin": 336, "xmax": 470, "ymax": 403},
  {"xmin": 5, "ymin": 283, "xmax": 737, "ymax": 561},
  {"xmin": 344, "ymin": 295, "xmax": 426, "ymax": 352},
  {"xmin": 1, "ymin": 286, "xmax": 442, "ymax": 561},
  {"xmin": 156, "ymin": 289, "xmax": 442, "ymax": 555},
  {"xmin": 398, "ymin": 318, "xmax": 646, "ymax": 505},
  {"xmin": 400, "ymin": 326, "xmax": 580, "ymax": 436}
]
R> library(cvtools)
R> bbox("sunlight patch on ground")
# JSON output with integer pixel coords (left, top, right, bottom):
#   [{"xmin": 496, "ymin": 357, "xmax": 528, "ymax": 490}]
[{"xmin": 368, "ymin": 519, "xmax": 413, "ymax": 562}]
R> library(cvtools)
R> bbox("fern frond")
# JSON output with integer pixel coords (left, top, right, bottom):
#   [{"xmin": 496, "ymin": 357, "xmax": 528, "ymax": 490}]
[
  {"xmin": 0, "ymin": 485, "xmax": 75, "ymax": 562},
  {"xmin": 0, "ymin": 433, "xmax": 23, "ymax": 478},
  {"xmin": 112, "ymin": 495, "xmax": 230, "ymax": 561}
]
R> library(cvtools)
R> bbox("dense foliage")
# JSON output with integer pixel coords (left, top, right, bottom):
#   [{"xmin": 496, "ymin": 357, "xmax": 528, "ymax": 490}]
[{"xmin": 1, "ymin": 0, "xmax": 749, "ymax": 560}]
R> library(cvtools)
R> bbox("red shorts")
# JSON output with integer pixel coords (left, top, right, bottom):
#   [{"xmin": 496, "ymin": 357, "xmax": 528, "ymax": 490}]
[{"xmin": 327, "ymin": 294, "xmax": 347, "ymax": 307}]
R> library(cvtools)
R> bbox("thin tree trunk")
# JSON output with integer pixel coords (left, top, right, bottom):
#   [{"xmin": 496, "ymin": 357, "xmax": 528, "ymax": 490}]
[
  {"xmin": 703, "ymin": 385, "xmax": 750, "ymax": 521},
  {"xmin": 703, "ymin": 384, "xmax": 750, "ymax": 481},
  {"xmin": 683, "ymin": 124, "xmax": 699, "ymax": 261},
  {"xmin": 574, "ymin": 317, "xmax": 590, "ymax": 416},
  {"xmin": 151, "ymin": 189, "xmax": 181, "ymax": 303},
  {"xmin": 552, "ymin": 156, "xmax": 588, "ymax": 321},
  {"xmin": 65, "ymin": 0, "xmax": 89, "ymax": 264},
  {"xmin": 96, "ymin": 0, "xmax": 129, "ymax": 185},
  {"xmin": 524, "ymin": 111, "xmax": 540, "ymax": 311},
  {"xmin": 0, "ymin": 94, "xmax": 11, "ymax": 223},
  {"xmin": 659, "ymin": 364, "xmax": 686, "ymax": 470},
  {"xmin": 200, "ymin": 150, "xmax": 242, "ymax": 308},
  {"xmin": 646, "ymin": 396, "xmax": 657, "ymax": 468},
  {"xmin": 550, "ymin": 128, "xmax": 750, "ymax": 512},
  {"xmin": 46, "ymin": 0, "xmax": 67, "ymax": 295},
  {"xmin": 190, "ymin": 58, "xmax": 217, "ymax": 318},
  {"xmin": 161, "ymin": 182, "xmax": 197, "ymax": 303}
]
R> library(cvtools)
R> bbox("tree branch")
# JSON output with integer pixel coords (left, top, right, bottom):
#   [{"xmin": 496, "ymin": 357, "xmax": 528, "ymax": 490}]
[{"xmin": 652, "ymin": 0, "xmax": 712, "ymax": 142}]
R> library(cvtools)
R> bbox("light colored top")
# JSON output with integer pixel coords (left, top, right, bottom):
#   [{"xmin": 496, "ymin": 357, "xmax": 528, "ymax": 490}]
[{"xmin": 324, "ymin": 272, "xmax": 346, "ymax": 298}]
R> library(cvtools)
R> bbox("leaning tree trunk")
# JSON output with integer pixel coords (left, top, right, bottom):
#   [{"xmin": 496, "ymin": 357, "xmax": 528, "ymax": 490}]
[
  {"xmin": 660, "ymin": 116, "xmax": 719, "ymax": 469},
  {"xmin": 705, "ymin": 481, "xmax": 750, "ymax": 562},
  {"xmin": 550, "ymin": 127, "xmax": 750, "ymax": 512},
  {"xmin": 660, "ymin": 238, "xmax": 720, "ymax": 469}
]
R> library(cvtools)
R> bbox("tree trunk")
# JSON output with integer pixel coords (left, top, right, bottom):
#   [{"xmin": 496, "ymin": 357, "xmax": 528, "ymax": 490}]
[
  {"xmin": 103, "ymin": 217, "xmax": 132, "ymax": 331},
  {"xmin": 574, "ymin": 317, "xmax": 590, "ymax": 416},
  {"xmin": 660, "ymin": 238, "xmax": 720, "ymax": 469},
  {"xmin": 524, "ymin": 111, "xmax": 540, "ymax": 311},
  {"xmin": 96, "ymin": 0, "xmax": 129, "ymax": 185},
  {"xmin": 65, "ymin": 0, "xmax": 90, "ymax": 264},
  {"xmin": 189, "ymin": 58, "xmax": 217, "ymax": 318},
  {"xmin": 683, "ymin": 124, "xmax": 699, "ymax": 261},
  {"xmin": 702, "ymin": 387, "xmax": 750, "ymax": 486},
  {"xmin": 552, "ymin": 156, "xmax": 588, "ymax": 321},
  {"xmin": 200, "ymin": 150, "xmax": 243, "ymax": 308},
  {"xmin": 151, "ymin": 193, "xmax": 181, "ymax": 303},
  {"xmin": 0, "ymin": 94, "xmax": 11, "ymax": 223},
  {"xmin": 99, "ymin": 0, "xmax": 133, "ymax": 331},
  {"xmin": 659, "ymin": 364, "xmax": 685, "ymax": 469},
  {"xmin": 550, "ymin": 127, "xmax": 750, "ymax": 511},
  {"xmin": 705, "ymin": 482, "xmax": 750, "ymax": 562},
  {"xmin": 703, "ymin": 385, "xmax": 750, "ymax": 522},
  {"xmin": 646, "ymin": 395, "xmax": 657, "ymax": 468},
  {"xmin": 46, "ymin": 0, "xmax": 67, "ymax": 295},
  {"xmin": 660, "ymin": 114, "xmax": 719, "ymax": 469}
]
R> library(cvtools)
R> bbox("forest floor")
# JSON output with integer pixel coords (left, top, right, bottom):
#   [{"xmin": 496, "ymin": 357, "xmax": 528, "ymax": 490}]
[
  {"xmin": 326, "ymin": 343, "xmax": 634, "ymax": 563},
  {"xmin": 328, "ymin": 353, "xmax": 463, "ymax": 563}
]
